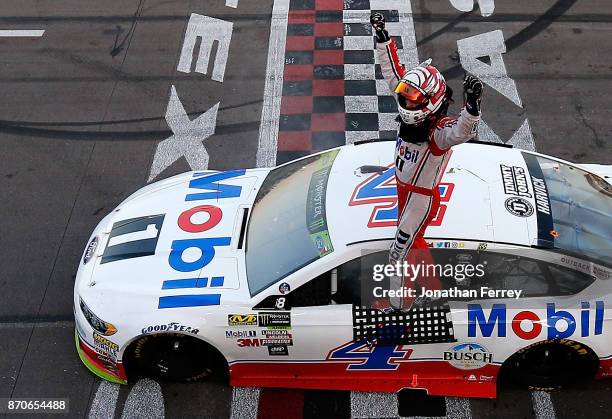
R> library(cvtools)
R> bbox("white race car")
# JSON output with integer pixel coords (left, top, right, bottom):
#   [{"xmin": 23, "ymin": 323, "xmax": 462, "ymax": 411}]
[{"xmin": 74, "ymin": 141, "xmax": 612, "ymax": 398}]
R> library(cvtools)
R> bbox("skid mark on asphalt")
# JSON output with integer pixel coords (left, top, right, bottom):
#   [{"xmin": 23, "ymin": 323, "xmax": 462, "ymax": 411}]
[{"xmin": 89, "ymin": 381, "xmax": 120, "ymax": 419}]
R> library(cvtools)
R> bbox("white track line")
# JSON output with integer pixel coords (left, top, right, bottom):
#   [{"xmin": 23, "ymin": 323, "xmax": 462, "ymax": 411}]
[
  {"xmin": 120, "ymin": 378, "xmax": 165, "ymax": 419},
  {"xmin": 0, "ymin": 30, "xmax": 45, "ymax": 37},
  {"xmin": 531, "ymin": 391, "xmax": 557, "ymax": 419},
  {"xmin": 230, "ymin": 387, "xmax": 260, "ymax": 419},
  {"xmin": 255, "ymin": 0, "xmax": 289, "ymax": 168},
  {"xmin": 0, "ymin": 321, "xmax": 73, "ymax": 329},
  {"xmin": 88, "ymin": 381, "xmax": 120, "ymax": 419}
]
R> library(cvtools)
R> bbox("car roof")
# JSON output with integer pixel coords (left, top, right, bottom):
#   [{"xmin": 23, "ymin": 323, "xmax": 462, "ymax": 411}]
[{"xmin": 325, "ymin": 141, "xmax": 541, "ymax": 251}]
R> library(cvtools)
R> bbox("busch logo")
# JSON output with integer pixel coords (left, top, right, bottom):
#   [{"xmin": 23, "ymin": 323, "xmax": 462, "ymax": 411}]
[
  {"xmin": 468, "ymin": 302, "xmax": 604, "ymax": 340},
  {"xmin": 443, "ymin": 343, "xmax": 492, "ymax": 370}
]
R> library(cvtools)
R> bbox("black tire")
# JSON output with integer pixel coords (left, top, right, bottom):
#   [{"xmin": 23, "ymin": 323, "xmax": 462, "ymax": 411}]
[
  {"xmin": 125, "ymin": 334, "xmax": 228, "ymax": 383},
  {"xmin": 504, "ymin": 339, "xmax": 598, "ymax": 390}
]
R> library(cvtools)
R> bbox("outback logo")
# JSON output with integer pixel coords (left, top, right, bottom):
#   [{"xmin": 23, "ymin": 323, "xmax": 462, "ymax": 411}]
[
  {"xmin": 500, "ymin": 165, "xmax": 531, "ymax": 198},
  {"xmin": 228, "ymin": 314, "xmax": 257, "ymax": 326},
  {"xmin": 225, "ymin": 330, "xmax": 256, "ymax": 338},
  {"xmin": 444, "ymin": 343, "xmax": 493, "ymax": 370},
  {"xmin": 504, "ymin": 197, "xmax": 534, "ymax": 217},
  {"xmin": 141, "ymin": 322, "xmax": 199, "ymax": 335}
]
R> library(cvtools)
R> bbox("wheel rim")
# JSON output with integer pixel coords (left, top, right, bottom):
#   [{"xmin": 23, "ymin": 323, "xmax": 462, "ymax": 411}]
[
  {"xmin": 518, "ymin": 344, "xmax": 576, "ymax": 381},
  {"xmin": 147, "ymin": 336, "xmax": 213, "ymax": 380}
]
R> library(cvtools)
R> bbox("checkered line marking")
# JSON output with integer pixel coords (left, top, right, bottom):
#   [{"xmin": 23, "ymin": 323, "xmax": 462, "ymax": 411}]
[{"xmin": 277, "ymin": 0, "xmax": 419, "ymax": 163}]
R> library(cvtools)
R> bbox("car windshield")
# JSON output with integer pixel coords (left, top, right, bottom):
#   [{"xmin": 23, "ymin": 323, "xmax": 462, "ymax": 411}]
[
  {"xmin": 533, "ymin": 155, "xmax": 612, "ymax": 265},
  {"xmin": 245, "ymin": 150, "xmax": 339, "ymax": 295}
]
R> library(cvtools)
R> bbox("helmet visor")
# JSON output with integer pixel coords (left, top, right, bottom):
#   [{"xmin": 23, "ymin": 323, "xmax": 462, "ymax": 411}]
[{"xmin": 394, "ymin": 81, "xmax": 427, "ymax": 109}]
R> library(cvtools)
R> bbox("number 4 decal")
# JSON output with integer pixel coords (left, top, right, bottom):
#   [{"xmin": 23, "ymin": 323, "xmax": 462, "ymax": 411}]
[{"xmin": 327, "ymin": 341, "xmax": 413, "ymax": 370}]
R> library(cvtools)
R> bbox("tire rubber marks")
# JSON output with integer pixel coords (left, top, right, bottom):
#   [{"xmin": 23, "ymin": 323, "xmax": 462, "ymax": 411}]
[{"xmin": 149, "ymin": 10, "xmax": 237, "ymax": 181}]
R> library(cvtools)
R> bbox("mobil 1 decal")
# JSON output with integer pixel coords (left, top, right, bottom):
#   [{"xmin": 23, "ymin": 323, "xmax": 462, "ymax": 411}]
[
  {"xmin": 522, "ymin": 152, "xmax": 554, "ymax": 247},
  {"xmin": 101, "ymin": 214, "xmax": 165, "ymax": 264}
]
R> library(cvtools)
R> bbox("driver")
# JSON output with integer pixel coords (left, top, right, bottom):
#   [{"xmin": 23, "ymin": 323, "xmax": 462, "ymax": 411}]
[{"xmin": 370, "ymin": 13, "xmax": 484, "ymax": 310}]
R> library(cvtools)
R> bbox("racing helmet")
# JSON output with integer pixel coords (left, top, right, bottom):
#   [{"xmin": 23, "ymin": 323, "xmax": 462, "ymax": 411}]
[{"xmin": 394, "ymin": 59, "xmax": 447, "ymax": 125}]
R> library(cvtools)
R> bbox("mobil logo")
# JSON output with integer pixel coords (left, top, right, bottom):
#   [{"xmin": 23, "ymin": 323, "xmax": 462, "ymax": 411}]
[
  {"xmin": 349, "ymin": 166, "xmax": 453, "ymax": 228},
  {"xmin": 468, "ymin": 302, "xmax": 605, "ymax": 340},
  {"xmin": 159, "ymin": 170, "xmax": 245, "ymax": 309}
]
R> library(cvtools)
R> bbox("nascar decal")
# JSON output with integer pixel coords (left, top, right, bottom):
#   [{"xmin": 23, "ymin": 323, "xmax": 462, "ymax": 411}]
[
  {"xmin": 468, "ymin": 301, "xmax": 604, "ymax": 340},
  {"xmin": 327, "ymin": 340, "xmax": 413, "ymax": 370},
  {"xmin": 159, "ymin": 169, "xmax": 245, "ymax": 309},
  {"xmin": 349, "ymin": 167, "xmax": 454, "ymax": 228}
]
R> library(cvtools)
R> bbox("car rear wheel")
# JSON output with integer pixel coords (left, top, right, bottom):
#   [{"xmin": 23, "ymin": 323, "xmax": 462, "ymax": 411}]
[
  {"xmin": 125, "ymin": 334, "xmax": 228, "ymax": 383},
  {"xmin": 504, "ymin": 339, "xmax": 598, "ymax": 390}
]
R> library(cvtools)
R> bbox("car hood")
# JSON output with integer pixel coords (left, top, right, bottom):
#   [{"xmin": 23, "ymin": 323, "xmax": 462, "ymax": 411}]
[{"xmin": 77, "ymin": 169, "xmax": 270, "ymax": 311}]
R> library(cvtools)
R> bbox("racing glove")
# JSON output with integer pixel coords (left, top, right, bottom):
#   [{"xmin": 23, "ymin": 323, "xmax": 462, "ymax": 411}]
[
  {"xmin": 463, "ymin": 75, "xmax": 484, "ymax": 116},
  {"xmin": 370, "ymin": 13, "xmax": 390, "ymax": 43}
]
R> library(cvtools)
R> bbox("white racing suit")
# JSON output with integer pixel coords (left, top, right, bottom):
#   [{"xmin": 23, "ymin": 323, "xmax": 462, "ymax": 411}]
[{"xmin": 376, "ymin": 38, "xmax": 481, "ymax": 309}]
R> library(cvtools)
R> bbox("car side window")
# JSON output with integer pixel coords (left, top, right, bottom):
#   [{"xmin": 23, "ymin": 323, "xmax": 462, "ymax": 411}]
[
  {"xmin": 440, "ymin": 250, "xmax": 596, "ymax": 299},
  {"xmin": 291, "ymin": 251, "xmax": 388, "ymax": 307}
]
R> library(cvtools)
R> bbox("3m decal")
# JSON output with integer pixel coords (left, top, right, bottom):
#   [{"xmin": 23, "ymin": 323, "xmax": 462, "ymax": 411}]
[
  {"xmin": 327, "ymin": 341, "xmax": 413, "ymax": 370},
  {"xmin": 349, "ymin": 167, "xmax": 454, "ymax": 228},
  {"xmin": 468, "ymin": 301, "xmax": 604, "ymax": 339},
  {"xmin": 101, "ymin": 215, "xmax": 165, "ymax": 264}
]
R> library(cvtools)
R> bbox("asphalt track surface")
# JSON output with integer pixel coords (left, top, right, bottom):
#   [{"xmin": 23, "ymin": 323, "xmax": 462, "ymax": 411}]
[{"xmin": 0, "ymin": 0, "xmax": 611, "ymax": 418}]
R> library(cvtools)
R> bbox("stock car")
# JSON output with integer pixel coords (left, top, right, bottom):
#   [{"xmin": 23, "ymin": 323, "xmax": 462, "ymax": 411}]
[{"xmin": 74, "ymin": 140, "xmax": 612, "ymax": 398}]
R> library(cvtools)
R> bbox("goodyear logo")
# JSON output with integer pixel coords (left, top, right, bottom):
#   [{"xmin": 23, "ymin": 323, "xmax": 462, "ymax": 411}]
[{"xmin": 228, "ymin": 314, "xmax": 257, "ymax": 326}]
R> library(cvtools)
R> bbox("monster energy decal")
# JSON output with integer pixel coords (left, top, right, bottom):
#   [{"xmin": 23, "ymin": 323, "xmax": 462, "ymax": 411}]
[{"xmin": 306, "ymin": 149, "xmax": 338, "ymax": 257}]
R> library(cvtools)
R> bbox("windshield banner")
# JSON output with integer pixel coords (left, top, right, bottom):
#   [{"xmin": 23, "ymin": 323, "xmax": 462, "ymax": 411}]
[{"xmin": 306, "ymin": 149, "xmax": 339, "ymax": 257}]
